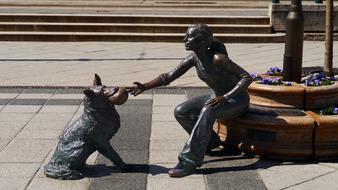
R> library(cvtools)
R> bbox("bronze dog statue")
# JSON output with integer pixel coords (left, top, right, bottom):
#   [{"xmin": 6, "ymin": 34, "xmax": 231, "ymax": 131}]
[{"xmin": 44, "ymin": 74, "xmax": 129, "ymax": 180}]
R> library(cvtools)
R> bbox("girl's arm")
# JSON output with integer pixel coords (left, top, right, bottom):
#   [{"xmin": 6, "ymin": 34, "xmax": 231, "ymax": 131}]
[{"xmin": 127, "ymin": 53, "xmax": 195, "ymax": 96}]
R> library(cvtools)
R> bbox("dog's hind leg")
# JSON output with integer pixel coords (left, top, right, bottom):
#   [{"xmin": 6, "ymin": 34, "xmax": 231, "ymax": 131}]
[{"xmin": 44, "ymin": 162, "xmax": 84, "ymax": 180}]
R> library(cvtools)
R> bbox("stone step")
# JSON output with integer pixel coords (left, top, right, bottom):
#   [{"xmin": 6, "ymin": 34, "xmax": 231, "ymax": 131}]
[
  {"xmin": 0, "ymin": 31, "xmax": 285, "ymax": 43},
  {"xmin": 0, "ymin": 13, "xmax": 270, "ymax": 25},
  {"xmin": 0, "ymin": 22, "xmax": 272, "ymax": 34},
  {"xmin": 0, "ymin": 0, "xmax": 271, "ymax": 9},
  {"xmin": 0, "ymin": 7, "xmax": 268, "ymax": 17}
]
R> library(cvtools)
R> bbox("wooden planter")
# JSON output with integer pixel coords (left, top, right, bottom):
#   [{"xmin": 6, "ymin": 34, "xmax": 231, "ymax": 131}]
[
  {"xmin": 248, "ymin": 82, "xmax": 305, "ymax": 109},
  {"xmin": 222, "ymin": 106, "xmax": 316, "ymax": 160},
  {"xmin": 304, "ymin": 82, "xmax": 338, "ymax": 110},
  {"xmin": 307, "ymin": 111, "xmax": 338, "ymax": 160}
]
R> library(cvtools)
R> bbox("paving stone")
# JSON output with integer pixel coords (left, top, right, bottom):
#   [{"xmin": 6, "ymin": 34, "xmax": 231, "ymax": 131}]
[
  {"xmin": 56, "ymin": 88, "xmax": 85, "ymax": 94},
  {"xmin": 147, "ymin": 176, "xmax": 206, "ymax": 190},
  {"xmin": 0, "ymin": 139, "xmax": 55, "ymax": 163},
  {"xmin": 258, "ymin": 162, "xmax": 336, "ymax": 190},
  {"xmin": 128, "ymin": 94, "xmax": 153, "ymax": 100},
  {"xmin": 149, "ymin": 150, "xmax": 181, "ymax": 164},
  {"xmin": 25, "ymin": 120, "xmax": 70, "ymax": 130},
  {"xmin": 153, "ymin": 94, "xmax": 187, "ymax": 106},
  {"xmin": 0, "ymin": 122, "xmax": 26, "ymax": 138},
  {"xmin": 0, "ymin": 138, "xmax": 10, "ymax": 150},
  {"xmin": 0, "ymin": 99, "xmax": 12, "ymax": 105},
  {"xmin": 27, "ymin": 177, "xmax": 89, "ymax": 190},
  {"xmin": 151, "ymin": 121, "xmax": 181, "ymax": 128},
  {"xmin": 150, "ymin": 139, "xmax": 186, "ymax": 151},
  {"xmin": 0, "ymin": 177, "xmax": 31, "ymax": 190},
  {"xmin": 23, "ymin": 88, "xmax": 57, "ymax": 94},
  {"xmin": 30, "ymin": 113, "xmax": 74, "ymax": 122},
  {"xmin": 38, "ymin": 105, "xmax": 79, "ymax": 113},
  {"xmin": 0, "ymin": 113, "xmax": 34, "ymax": 122},
  {"xmin": 0, "ymin": 93, "xmax": 18, "ymax": 99},
  {"xmin": 287, "ymin": 170, "xmax": 338, "ymax": 190},
  {"xmin": 319, "ymin": 162, "xmax": 338, "ymax": 169},
  {"xmin": 46, "ymin": 99, "xmax": 83, "ymax": 105},
  {"xmin": 86, "ymin": 151, "xmax": 99, "ymax": 164},
  {"xmin": 8, "ymin": 99, "xmax": 47, "ymax": 105},
  {"xmin": 0, "ymin": 88, "xmax": 24, "ymax": 93},
  {"xmin": 151, "ymin": 125, "xmax": 188, "ymax": 140},
  {"xmin": 1, "ymin": 105, "xmax": 41, "ymax": 113},
  {"xmin": 50, "ymin": 93, "xmax": 84, "ymax": 99},
  {"xmin": 152, "ymin": 113, "xmax": 177, "ymax": 122},
  {"xmin": 153, "ymin": 88, "xmax": 187, "ymax": 95},
  {"xmin": 152, "ymin": 106, "xmax": 175, "ymax": 114},
  {"xmin": 16, "ymin": 93, "xmax": 53, "ymax": 99},
  {"xmin": 16, "ymin": 129, "xmax": 61, "ymax": 140},
  {"xmin": 0, "ymin": 163, "xmax": 40, "ymax": 178}
]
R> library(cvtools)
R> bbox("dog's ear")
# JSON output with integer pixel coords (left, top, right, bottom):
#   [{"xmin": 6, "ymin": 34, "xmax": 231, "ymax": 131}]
[
  {"xmin": 94, "ymin": 73, "xmax": 102, "ymax": 86},
  {"xmin": 83, "ymin": 89, "xmax": 96, "ymax": 99}
]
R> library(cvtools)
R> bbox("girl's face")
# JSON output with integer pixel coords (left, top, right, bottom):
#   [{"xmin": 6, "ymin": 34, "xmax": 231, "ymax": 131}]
[{"xmin": 183, "ymin": 27, "xmax": 206, "ymax": 51}]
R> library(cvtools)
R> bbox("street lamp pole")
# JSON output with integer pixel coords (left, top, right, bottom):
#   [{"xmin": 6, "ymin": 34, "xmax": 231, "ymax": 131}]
[{"xmin": 282, "ymin": 0, "xmax": 304, "ymax": 83}]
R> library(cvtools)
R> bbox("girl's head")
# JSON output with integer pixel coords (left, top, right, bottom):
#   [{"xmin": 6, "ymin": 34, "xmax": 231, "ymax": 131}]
[{"xmin": 184, "ymin": 24, "xmax": 227, "ymax": 55}]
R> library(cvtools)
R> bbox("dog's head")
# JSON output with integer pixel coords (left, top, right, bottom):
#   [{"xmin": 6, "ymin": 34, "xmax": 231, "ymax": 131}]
[{"xmin": 83, "ymin": 74, "xmax": 128, "ymax": 109}]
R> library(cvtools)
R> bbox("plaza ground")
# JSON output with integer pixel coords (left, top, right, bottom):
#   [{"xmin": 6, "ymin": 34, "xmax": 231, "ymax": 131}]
[{"xmin": 0, "ymin": 41, "xmax": 337, "ymax": 190}]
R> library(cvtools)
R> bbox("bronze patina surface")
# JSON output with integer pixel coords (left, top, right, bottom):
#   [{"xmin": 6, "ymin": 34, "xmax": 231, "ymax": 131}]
[
  {"xmin": 44, "ymin": 74, "xmax": 129, "ymax": 180},
  {"xmin": 127, "ymin": 24, "xmax": 253, "ymax": 178}
]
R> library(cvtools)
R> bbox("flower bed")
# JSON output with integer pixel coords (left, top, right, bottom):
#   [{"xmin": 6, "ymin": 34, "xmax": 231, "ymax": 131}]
[
  {"xmin": 304, "ymin": 81, "xmax": 338, "ymax": 110},
  {"xmin": 248, "ymin": 82, "xmax": 304, "ymax": 109},
  {"xmin": 218, "ymin": 68, "xmax": 338, "ymax": 161},
  {"xmin": 303, "ymin": 72, "xmax": 336, "ymax": 87}
]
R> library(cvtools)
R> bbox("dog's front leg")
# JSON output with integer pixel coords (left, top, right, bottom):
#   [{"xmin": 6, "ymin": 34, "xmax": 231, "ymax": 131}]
[{"xmin": 95, "ymin": 141, "xmax": 129, "ymax": 170}]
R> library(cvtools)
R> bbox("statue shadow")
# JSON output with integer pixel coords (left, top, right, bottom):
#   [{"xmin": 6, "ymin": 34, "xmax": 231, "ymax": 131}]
[
  {"xmin": 196, "ymin": 146, "xmax": 326, "ymax": 175},
  {"xmin": 82, "ymin": 163, "xmax": 168, "ymax": 178}
]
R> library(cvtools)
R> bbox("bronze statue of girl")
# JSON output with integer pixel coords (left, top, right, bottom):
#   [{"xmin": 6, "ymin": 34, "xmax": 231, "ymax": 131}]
[{"xmin": 127, "ymin": 24, "xmax": 253, "ymax": 178}]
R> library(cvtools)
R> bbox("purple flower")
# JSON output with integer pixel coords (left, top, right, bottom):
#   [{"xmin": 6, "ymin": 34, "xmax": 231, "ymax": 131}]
[
  {"xmin": 303, "ymin": 72, "xmax": 335, "ymax": 86},
  {"xmin": 262, "ymin": 78, "xmax": 270, "ymax": 85},
  {"xmin": 329, "ymin": 76, "xmax": 336, "ymax": 81},
  {"xmin": 319, "ymin": 105, "xmax": 338, "ymax": 115},
  {"xmin": 250, "ymin": 73, "xmax": 257, "ymax": 77},
  {"xmin": 266, "ymin": 67, "xmax": 283, "ymax": 76},
  {"xmin": 333, "ymin": 107, "xmax": 338, "ymax": 114},
  {"xmin": 314, "ymin": 79, "xmax": 321, "ymax": 86}
]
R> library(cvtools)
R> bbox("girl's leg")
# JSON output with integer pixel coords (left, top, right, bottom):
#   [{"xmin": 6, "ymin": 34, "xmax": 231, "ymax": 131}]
[
  {"xmin": 178, "ymin": 92, "xmax": 249, "ymax": 169},
  {"xmin": 174, "ymin": 94, "xmax": 221, "ymax": 151},
  {"xmin": 174, "ymin": 94, "xmax": 210, "ymax": 134}
]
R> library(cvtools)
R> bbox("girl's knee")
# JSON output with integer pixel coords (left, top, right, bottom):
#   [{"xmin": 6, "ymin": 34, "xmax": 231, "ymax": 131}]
[{"xmin": 174, "ymin": 104, "xmax": 187, "ymax": 118}]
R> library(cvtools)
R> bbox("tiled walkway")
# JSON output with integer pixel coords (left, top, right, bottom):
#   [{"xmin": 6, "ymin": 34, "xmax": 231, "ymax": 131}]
[
  {"xmin": 1, "ymin": 88, "xmax": 338, "ymax": 190},
  {"xmin": 0, "ymin": 40, "xmax": 337, "ymax": 190}
]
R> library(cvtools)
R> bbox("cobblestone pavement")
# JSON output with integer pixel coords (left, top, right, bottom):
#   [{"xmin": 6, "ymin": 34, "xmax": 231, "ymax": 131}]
[
  {"xmin": 0, "ymin": 41, "xmax": 337, "ymax": 190},
  {"xmin": 1, "ymin": 88, "xmax": 338, "ymax": 190}
]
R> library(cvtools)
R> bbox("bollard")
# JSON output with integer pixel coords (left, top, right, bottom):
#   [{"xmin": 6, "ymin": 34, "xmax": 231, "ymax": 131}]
[{"xmin": 283, "ymin": 0, "xmax": 304, "ymax": 83}]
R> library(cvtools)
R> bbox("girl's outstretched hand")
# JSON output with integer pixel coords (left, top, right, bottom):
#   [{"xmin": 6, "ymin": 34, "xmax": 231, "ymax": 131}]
[{"xmin": 125, "ymin": 82, "xmax": 146, "ymax": 96}]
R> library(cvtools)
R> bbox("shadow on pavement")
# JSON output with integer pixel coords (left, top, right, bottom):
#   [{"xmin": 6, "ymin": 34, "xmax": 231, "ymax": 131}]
[{"xmin": 83, "ymin": 164, "xmax": 168, "ymax": 178}]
